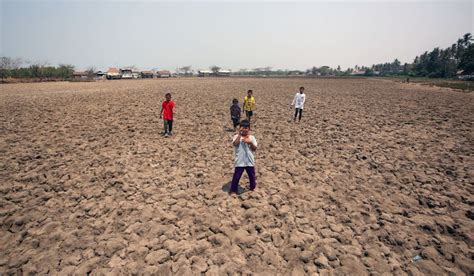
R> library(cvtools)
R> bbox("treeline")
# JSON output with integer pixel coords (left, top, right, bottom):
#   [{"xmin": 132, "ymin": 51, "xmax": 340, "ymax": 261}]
[
  {"xmin": 367, "ymin": 33, "xmax": 473, "ymax": 78},
  {"xmin": 411, "ymin": 33, "xmax": 472, "ymax": 77},
  {"xmin": 0, "ymin": 57, "xmax": 75, "ymax": 82},
  {"xmin": 234, "ymin": 33, "xmax": 473, "ymax": 78},
  {"xmin": 311, "ymin": 33, "xmax": 473, "ymax": 78}
]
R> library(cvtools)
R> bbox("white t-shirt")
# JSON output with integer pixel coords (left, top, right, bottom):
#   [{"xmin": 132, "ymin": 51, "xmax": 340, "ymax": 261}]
[
  {"xmin": 232, "ymin": 135, "xmax": 257, "ymax": 167},
  {"xmin": 292, "ymin": 93, "xmax": 306, "ymax": 109}
]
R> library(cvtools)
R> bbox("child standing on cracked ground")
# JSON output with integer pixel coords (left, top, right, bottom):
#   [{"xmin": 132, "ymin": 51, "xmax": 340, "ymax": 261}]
[
  {"xmin": 230, "ymin": 98, "xmax": 241, "ymax": 131},
  {"xmin": 229, "ymin": 120, "xmax": 258, "ymax": 194},
  {"xmin": 243, "ymin": 90, "xmax": 256, "ymax": 124},
  {"xmin": 291, "ymin": 86, "xmax": 306, "ymax": 122},
  {"xmin": 160, "ymin": 92, "xmax": 175, "ymax": 137}
]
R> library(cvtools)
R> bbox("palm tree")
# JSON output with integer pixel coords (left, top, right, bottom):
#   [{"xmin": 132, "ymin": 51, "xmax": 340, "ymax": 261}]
[{"xmin": 463, "ymin": 33, "xmax": 472, "ymax": 47}]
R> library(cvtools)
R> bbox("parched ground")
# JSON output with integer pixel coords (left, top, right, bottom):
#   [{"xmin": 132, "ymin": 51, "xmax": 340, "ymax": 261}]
[{"xmin": 0, "ymin": 78, "xmax": 472, "ymax": 275}]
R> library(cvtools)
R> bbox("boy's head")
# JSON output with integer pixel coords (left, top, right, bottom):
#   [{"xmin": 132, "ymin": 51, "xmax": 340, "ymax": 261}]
[
  {"xmin": 232, "ymin": 98, "xmax": 238, "ymax": 105},
  {"xmin": 239, "ymin": 119, "xmax": 250, "ymax": 136},
  {"xmin": 299, "ymin": 87, "xmax": 305, "ymax": 93},
  {"xmin": 247, "ymin": 90, "xmax": 253, "ymax": 96},
  {"xmin": 165, "ymin": 93, "xmax": 171, "ymax": 101}
]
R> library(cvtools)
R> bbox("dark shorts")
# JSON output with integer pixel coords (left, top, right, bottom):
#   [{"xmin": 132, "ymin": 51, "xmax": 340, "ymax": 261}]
[
  {"xmin": 246, "ymin": 111, "xmax": 253, "ymax": 117},
  {"xmin": 232, "ymin": 117, "xmax": 240, "ymax": 127}
]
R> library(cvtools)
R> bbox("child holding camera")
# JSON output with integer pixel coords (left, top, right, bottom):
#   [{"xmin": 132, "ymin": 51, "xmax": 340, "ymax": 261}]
[{"xmin": 229, "ymin": 120, "xmax": 258, "ymax": 194}]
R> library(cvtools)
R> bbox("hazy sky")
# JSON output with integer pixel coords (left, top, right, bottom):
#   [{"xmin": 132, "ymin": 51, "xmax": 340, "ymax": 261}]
[{"xmin": 1, "ymin": 0, "xmax": 472, "ymax": 71}]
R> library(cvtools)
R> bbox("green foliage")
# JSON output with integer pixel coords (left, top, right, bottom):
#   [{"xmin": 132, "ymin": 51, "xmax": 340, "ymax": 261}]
[
  {"xmin": 210, "ymin": 65, "xmax": 221, "ymax": 73},
  {"xmin": 86, "ymin": 67, "xmax": 96, "ymax": 79},
  {"xmin": 179, "ymin": 66, "xmax": 192, "ymax": 75},
  {"xmin": 459, "ymin": 44, "xmax": 474, "ymax": 74},
  {"xmin": 364, "ymin": 68, "xmax": 374, "ymax": 76},
  {"xmin": 1, "ymin": 61, "xmax": 74, "ymax": 81},
  {"xmin": 0, "ymin": 57, "xmax": 21, "ymax": 82},
  {"xmin": 304, "ymin": 33, "xmax": 472, "ymax": 79},
  {"xmin": 405, "ymin": 33, "xmax": 471, "ymax": 78}
]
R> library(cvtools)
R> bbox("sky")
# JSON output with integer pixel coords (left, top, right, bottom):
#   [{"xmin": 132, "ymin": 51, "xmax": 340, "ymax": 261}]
[{"xmin": 1, "ymin": 0, "xmax": 472, "ymax": 71}]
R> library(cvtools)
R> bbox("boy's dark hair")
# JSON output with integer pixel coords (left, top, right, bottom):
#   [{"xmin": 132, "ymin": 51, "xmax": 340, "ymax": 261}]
[
  {"xmin": 299, "ymin": 87, "xmax": 305, "ymax": 90},
  {"xmin": 247, "ymin": 90, "xmax": 253, "ymax": 93},
  {"xmin": 240, "ymin": 120, "xmax": 250, "ymax": 128},
  {"xmin": 232, "ymin": 98, "xmax": 238, "ymax": 104},
  {"xmin": 165, "ymin": 93, "xmax": 171, "ymax": 97}
]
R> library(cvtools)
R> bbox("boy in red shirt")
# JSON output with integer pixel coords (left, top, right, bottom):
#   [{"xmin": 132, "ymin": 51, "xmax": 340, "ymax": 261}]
[{"xmin": 160, "ymin": 93, "xmax": 175, "ymax": 137}]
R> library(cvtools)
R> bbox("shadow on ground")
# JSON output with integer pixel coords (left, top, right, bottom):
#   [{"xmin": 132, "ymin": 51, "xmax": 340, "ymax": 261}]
[{"xmin": 221, "ymin": 182, "xmax": 249, "ymax": 195}]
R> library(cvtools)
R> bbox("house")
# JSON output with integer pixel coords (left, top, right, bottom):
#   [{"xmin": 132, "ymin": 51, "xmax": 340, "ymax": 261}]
[
  {"xmin": 141, "ymin": 70, "xmax": 154, "ymax": 78},
  {"xmin": 132, "ymin": 69, "xmax": 141, "ymax": 79},
  {"xmin": 457, "ymin": 70, "xmax": 474, "ymax": 80},
  {"xmin": 120, "ymin": 68, "xmax": 133, "ymax": 79},
  {"xmin": 198, "ymin": 70, "xmax": 212, "ymax": 77},
  {"xmin": 217, "ymin": 70, "xmax": 231, "ymax": 77},
  {"xmin": 287, "ymin": 70, "xmax": 303, "ymax": 76},
  {"xmin": 350, "ymin": 70, "xmax": 366, "ymax": 76},
  {"xmin": 106, "ymin": 68, "xmax": 121, "ymax": 79},
  {"xmin": 73, "ymin": 71, "xmax": 88, "ymax": 80},
  {"xmin": 157, "ymin": 70, "xmax": 171, "ymax": 78},
  {"xmin": 95, "ymin": 71, "xmax": 106, "ymax": 79}
]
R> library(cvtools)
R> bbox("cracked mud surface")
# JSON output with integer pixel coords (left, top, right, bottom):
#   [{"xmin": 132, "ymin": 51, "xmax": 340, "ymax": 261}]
[{"xmin": 0, "ymin": 78, "xmax": 473, "ymax": 275}]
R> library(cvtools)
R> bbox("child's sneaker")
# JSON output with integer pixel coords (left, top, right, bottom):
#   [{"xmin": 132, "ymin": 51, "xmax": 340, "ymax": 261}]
[{"xmin": 168, "ymin": 131, "xmax": 173, "ymax": 136}]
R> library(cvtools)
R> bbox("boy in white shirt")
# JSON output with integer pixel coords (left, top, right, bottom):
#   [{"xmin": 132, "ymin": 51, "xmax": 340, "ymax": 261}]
[
  {"xmin": 229, "ymin": 120, "xmax": 258, "ymax": 194},
  {"xmin": 291, "ymin": 86, "xmax": 306, "ymax": 122}
]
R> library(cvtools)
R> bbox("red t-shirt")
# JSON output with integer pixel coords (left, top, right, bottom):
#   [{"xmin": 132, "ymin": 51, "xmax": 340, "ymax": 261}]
[{"xmin": 162, "ymin": 100, "xmax": 175, "ymax": 120}]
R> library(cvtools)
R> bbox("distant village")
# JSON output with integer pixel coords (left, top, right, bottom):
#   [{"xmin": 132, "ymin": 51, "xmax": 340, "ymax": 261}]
[
  {"xmin": 72, "ymin": 66, "xmax": 398, "ymax": 81},
  {"xmin": 72, "ymin": 68, "xmax": 233, "ymax": 80}
]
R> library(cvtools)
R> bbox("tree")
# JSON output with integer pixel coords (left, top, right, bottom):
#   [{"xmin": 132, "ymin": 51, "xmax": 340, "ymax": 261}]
[
  {"xmin": 210, "ymin": 66, "xmax": 220, "ymax": 74},
  {"xmin": 86, "ymin": 67, "xmax": 96, "ymax": 79},
  {"xmin": 319, "ymin": 66, "xmax": 331, "ymax": 76},
  {"xmin": 42, "ymin": 66, "xmax": 56, "ymax": 80},
  {"xmin": 58, "ymin": 64, "xmax": 74, "ymax": 80},
  {"xmin": 402, "ymin": 63, "xmax": 411, "ymax": 75},
  {"xmin": 0, "ymin": 57, "xmax": 13, "ymax": 82},
  {"xmin": 364, "ymin": 68, "xmax": 374, "ymax": 76},
  {"xmin": 459, "ymin": 44, "xmax": 474, "ymax": 74},
  {"xmin": 462, "ymin": 33, "xmax": 472, "ymax": 47},
  {"xmin": 179, "ymin": 66, "xmax": 192, "ymax": 75},
  {"xmin": 392, "ymin": 59, "xmax": 401, "ymax": 73},
  {"xmin": 0, "ymin": 57, "xmax": 22, "ymax": 82}
]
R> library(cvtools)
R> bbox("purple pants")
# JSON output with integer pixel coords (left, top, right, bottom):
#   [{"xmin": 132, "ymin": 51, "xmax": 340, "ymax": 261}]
[{"xmin": 230, "ymin": 166, "xmax": 256, "ymax": 193}]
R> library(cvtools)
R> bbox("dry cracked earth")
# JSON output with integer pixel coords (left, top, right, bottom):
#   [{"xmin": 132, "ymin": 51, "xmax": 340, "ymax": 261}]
[{"xmin": 0, "ymin": 78, "xmax": 473, "ymax": 275}]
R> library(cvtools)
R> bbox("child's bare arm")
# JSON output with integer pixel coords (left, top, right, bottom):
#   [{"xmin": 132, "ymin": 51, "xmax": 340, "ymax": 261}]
[
  {"xmin": 233, "ymin": 134, "xmax": 241, "ymax": 146},
  {"xmin": 249, "ymin": 142, "xmax": 257, "ymax": 151},
  {"xmin": 243, "ymin": 137, "xmax": 257, "ymax": 151}
]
